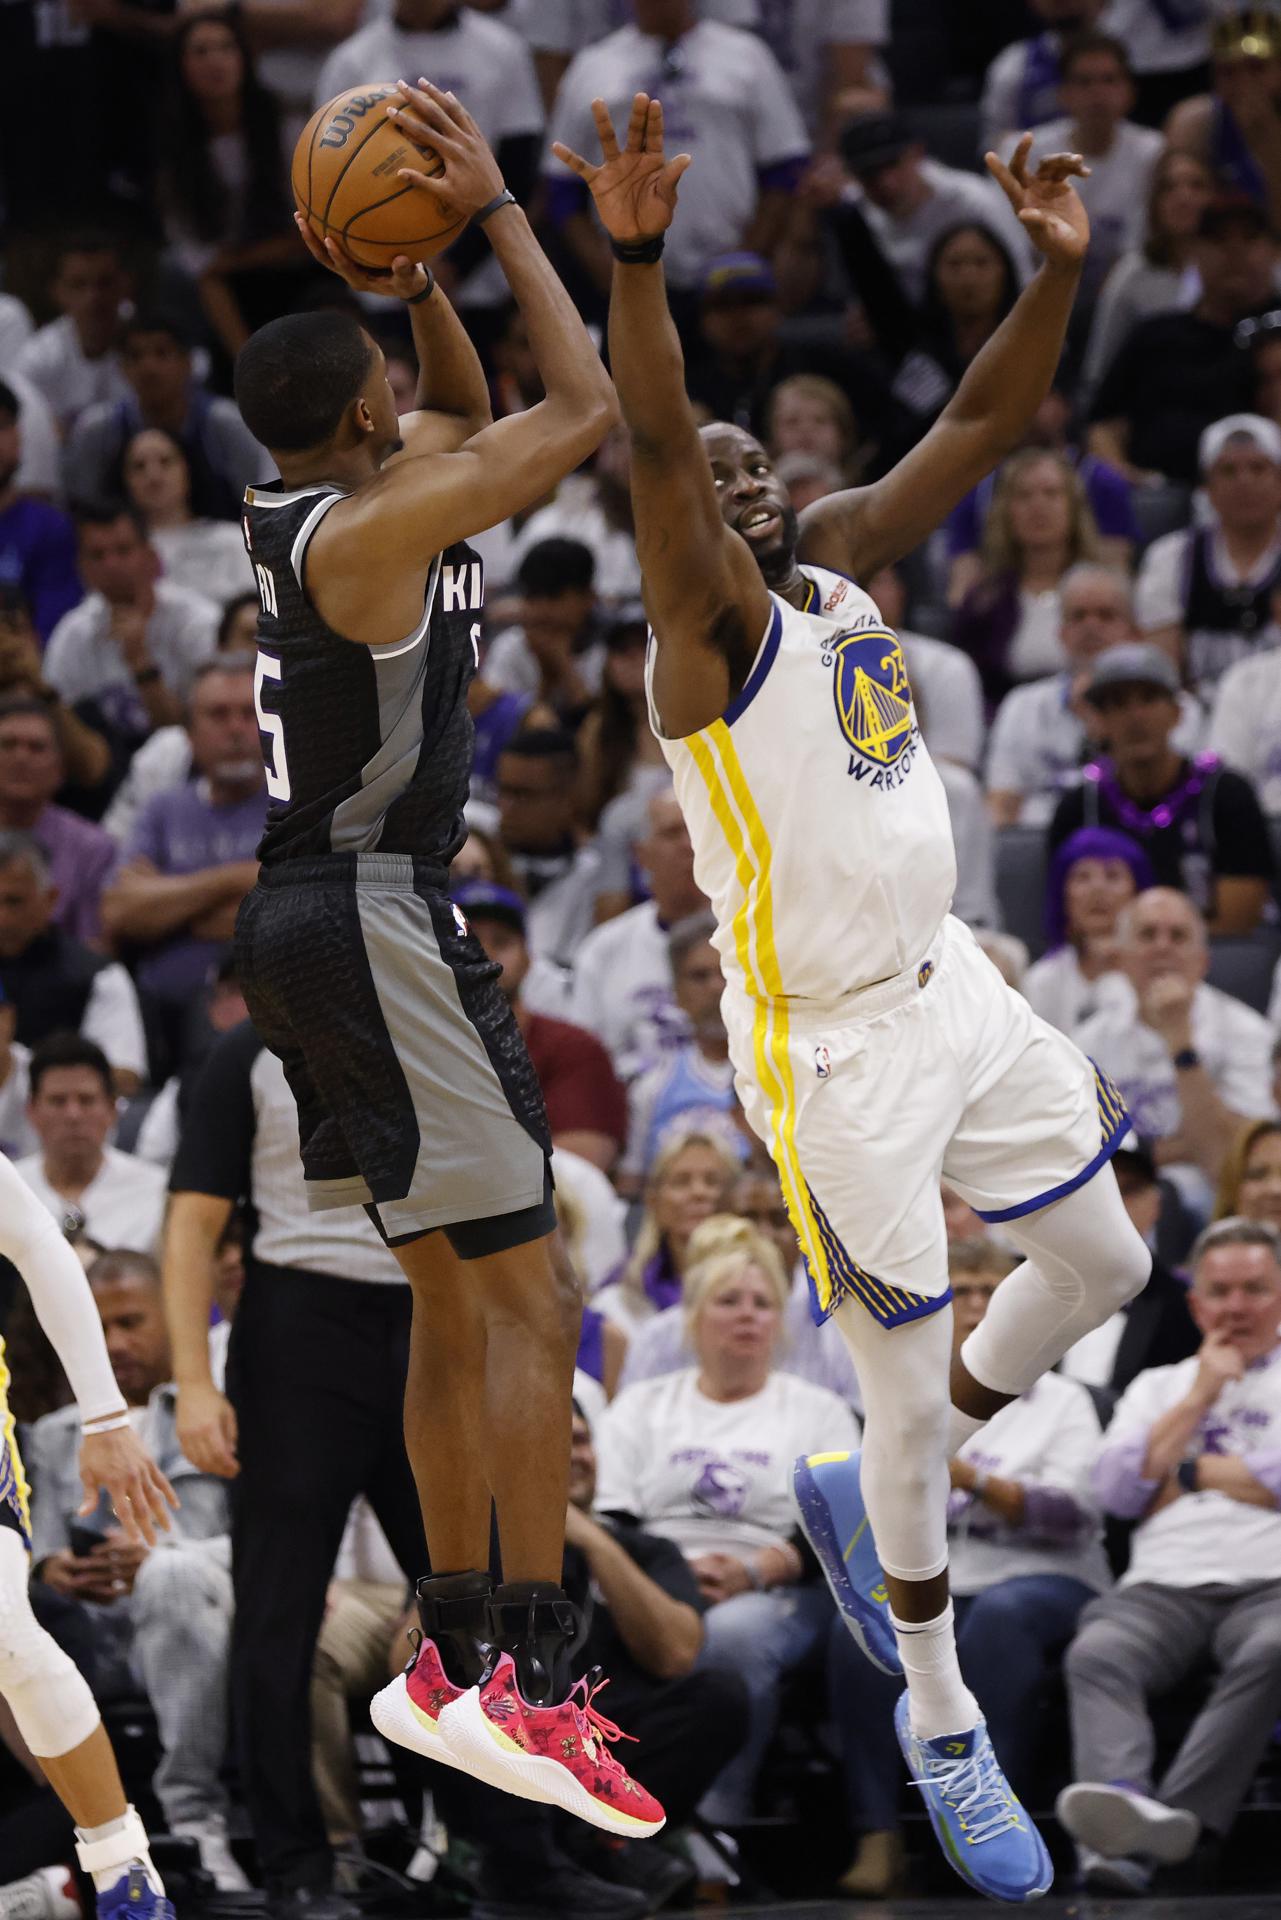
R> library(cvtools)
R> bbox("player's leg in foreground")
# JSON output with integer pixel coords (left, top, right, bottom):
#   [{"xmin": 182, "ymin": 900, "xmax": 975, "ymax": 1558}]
[{"xmin": 370, "ymin": 1229, "xmax": 663, "ymax": 1835}]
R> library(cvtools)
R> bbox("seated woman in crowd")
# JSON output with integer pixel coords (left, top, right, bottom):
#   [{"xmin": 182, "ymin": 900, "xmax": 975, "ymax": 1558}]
[
  {"xmin": 156, "ymin": 10, "xmax": 304, "ymax": 370},
  {"xmin": 595, "ymin": 1215, "xmax": 860, "ymax": 1828},
  {"xmin": 121, "ymin": 427, "xmax": 255, "ymax": 608},
  {"xmin": 832, "ymin": 1237, "xmax": 1111, "ymax": 1899},
  {"xmin": 952, "ymin": 448, "xmax": 1103, "ymax": 704},
  {"xmin": 1080, "ymin": 148, "xmax": 1216, "ymax": 406},
  {"xmin": 592, "ymin": 1129, "xmax": 738, "ymax": 1339},
  {"xmin": 1215, "ymin": 1117, "xmax": 1281, "ymax": 1231},
  {"xmin": 1022, "ymin": 826, "xmax": 1154, "ymax": 1034}
]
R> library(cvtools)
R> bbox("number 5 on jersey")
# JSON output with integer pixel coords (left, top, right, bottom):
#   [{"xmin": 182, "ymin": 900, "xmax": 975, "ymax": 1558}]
[{"xmin": 254, "ymin": 651, "xmax": 291, "ymax": 801}]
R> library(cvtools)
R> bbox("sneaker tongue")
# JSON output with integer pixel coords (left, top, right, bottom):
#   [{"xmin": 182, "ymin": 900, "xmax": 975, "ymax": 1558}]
[{"xmin": 923, "ymin": 1726, "xmax": 981, "ymax": 1762}]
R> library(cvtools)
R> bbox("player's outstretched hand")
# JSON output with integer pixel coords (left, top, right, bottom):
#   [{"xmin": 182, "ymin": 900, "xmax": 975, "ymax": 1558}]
[
  {"xmin": 80, "ymin": 1427, "xmax": 178, "ymax": 1549},
  {"xmin": 293, "ymin": 212, "xmax": 430, "ymax": 301},
  {"xmin": 986, "ymin": 133, "xmax": 1090, "ymax": 270},
  {"xmin": 389, "ymin": 80, "xmax": 507, "ymax": 218},
  {"xmin": 553, "ymin": 94, "xmax": 691, "ymax": 245}
]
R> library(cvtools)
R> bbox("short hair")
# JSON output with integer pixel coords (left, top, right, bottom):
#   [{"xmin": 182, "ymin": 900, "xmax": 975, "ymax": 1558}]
[
  {"xmin": 217, "ymin": 592, "xmax": 259, "ymax": 649},
  {"xmin": 0, "ymin": 829, "xmax": 50, "ymax": 886},
  {"xmin": 1190, "ymin": 1215, "xmax": 1281, "ymax": 1276},
  {"xmin": 668, "ymin": 909, "xmax": 718, "ymax": 973},
  {"xmin": 191, "ymin": 651, "xmax": 256, "ymax": 690},
  {"xmin": 73, "ymin": 498, "xmax": 146, "ymax": 541},
  {"xmin": 1060, "ymin": 30, "xmax": 1133, "ymax": 80},
  {"xmin": 948, "ymin": 1236, "xmax": 1020, "ymax": 1282},
  {"xmin": 234, "ymin": 311, "xmax": 375, "ymax": 452},
  {"xmin": 0, "ymin": 695, "xmax": 59, "ymax": 744},
  {"xmin": 499, "ymin": 727, "xmax": 577, "ymax": 769},
  {"xmin": 87, "ymin": 1248, "xmax": 161, "ymax": 1291},
  {"xmin": 516, "ymin": 538, "xmax": 595, "ymax": 599},
  {"xmin": 55, "ymin": 232, "xmax": 125, "ymax": 271},
  {"xmin": 121, "ymin": 309, "xmax": 193, "ymax": 354},
  {"xmin": 0, "ymin": 380, "xmax": 17, "ymax": 425},
  {"xmin": 29, "ymin": 1033, "xmax": 114, "ymax": 1100}
]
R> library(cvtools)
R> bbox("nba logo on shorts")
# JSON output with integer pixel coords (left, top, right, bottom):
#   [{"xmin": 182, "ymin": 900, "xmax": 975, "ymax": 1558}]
[{"xmin": 815, "ymin": 1045, "xmax": 832, "ymax": 1080}]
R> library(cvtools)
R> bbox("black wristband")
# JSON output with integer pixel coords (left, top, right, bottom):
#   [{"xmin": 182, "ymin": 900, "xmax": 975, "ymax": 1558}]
[
  {"xmin": 610, "ymin": 233, "xmax": 665, "ymax": 264},
  {"xmin": 1172, "ymin": 1047, "xmax": 1201, "ymax": 1072},
  {"xmin": 405, "ymin": 270, "xmax": 435, "ymax": 304},
  {"xmin": 1177, "ymin": 1458, "xmax": 1199, "ymax": 1493},
  {"xmin": 133, "ymin": 665, "xmax": 161, "ymax": 687},
  {"xmin": 474, "ymin": 189, "xmax": 516, "ymax": 226}
]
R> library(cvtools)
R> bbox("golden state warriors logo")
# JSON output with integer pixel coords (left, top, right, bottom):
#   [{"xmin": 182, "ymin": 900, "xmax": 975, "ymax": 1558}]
[{"xmin": 829, "ymin": 626, "xmax": 920, "ymax": 788}]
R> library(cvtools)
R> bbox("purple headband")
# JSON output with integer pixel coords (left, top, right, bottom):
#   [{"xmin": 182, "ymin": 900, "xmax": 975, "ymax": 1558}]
[{"xmin": 1044, "ymin": 826, "xmax": 1155, "ymax": 950}]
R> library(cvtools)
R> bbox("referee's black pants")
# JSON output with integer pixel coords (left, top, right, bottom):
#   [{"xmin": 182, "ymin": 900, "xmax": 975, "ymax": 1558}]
[{"xmin": 226, "ymin": 1261, "xmax": 427, "ymax": 1894}]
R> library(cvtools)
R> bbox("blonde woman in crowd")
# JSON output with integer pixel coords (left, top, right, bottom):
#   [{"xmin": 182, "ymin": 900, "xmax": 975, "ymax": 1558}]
[{"xmin": 592, "ymin": 1130, "xmax": 739, "ymax": 1339}]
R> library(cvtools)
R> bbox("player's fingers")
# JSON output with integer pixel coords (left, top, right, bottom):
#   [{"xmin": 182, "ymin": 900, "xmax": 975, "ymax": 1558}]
[
  {"xmin": 646, "ymin": 96, "xmax": 666, "ymax": 155},
  {"xmin": 626, "ymin": 93, "xmax": 651, "ymax": 153},
  {"xmin": 1008, "ymin": 131, "xmax": 1033, "ymax": 186},
  {"xmin": 110, "ymin": 1478, "xmax": 152, "ymax": 1548},
  {"xmin": 593, "ymin": 96, "xmax": 624, "ymax": 161},
  {"xmin": 417, "ymin": 79, "xmax": 474, "ymax": 136},
  {"xmin": 1035, "ymin": 151, "xmax": 1090, "ymax": 182},
  {"xmin": 396, "ymin": 170, "xmax": 459, "ymax": 201},
  {"xmin": 145, "ymin": 1461, "xmax": 178, "ymax": 1524},
  {"xmin": 293, "ymin": 212, "xmax": 326, "ymax": 264},
  {"xmin": 661, "ymin": 153, "xmax": 693, "ymax": 197},
  {"xmin": 983, "ymin": 150, "xmax": 1020, "ymax": 206},
  {"xmin": 550, "ymin": 141, "xmax": 596, "ymax": 183}
]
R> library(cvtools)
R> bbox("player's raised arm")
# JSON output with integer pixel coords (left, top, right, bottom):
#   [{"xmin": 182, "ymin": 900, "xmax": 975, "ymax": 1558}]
[
  {"xmin": 798, "ymin": 136, "xmax": 1091, "ymax": 583},
  {"xmin": 326, "ymin": 84, "xmax": 616, "ymax": 560},
  {"xmin": 555, "ymin": 96, "xmax": 772, "ymax": 739}
]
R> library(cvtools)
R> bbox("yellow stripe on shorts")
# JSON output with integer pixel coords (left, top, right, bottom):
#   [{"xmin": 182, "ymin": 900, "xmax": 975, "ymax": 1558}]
[{"xmin": 0, "ymin": 1337, "xmax": 32, "ymax": 1547}]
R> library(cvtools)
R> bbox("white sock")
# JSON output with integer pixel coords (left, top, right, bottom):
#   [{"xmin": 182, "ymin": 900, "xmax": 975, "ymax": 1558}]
[
  {"xmin": 74, "ymin": 1809, "xmax": 164, "ymax": 1895},
  {"xmin": 946, "ymin": 1404, "xmax": 987, "ymax": 1456},
  {"xmin": 891, "ymin": 1602, "xmax": 980, "ymax": 1743}
]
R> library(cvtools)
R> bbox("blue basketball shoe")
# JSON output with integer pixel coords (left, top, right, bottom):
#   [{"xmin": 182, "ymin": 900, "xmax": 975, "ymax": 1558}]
[
  {"xmin": 95, "ymin": 1868, "xmax": 176, "ymax": 1920},
  {"xmin": 792, "ymin": 1449, "xmax": 901, "ymax": 1674},
  {"xmin": 894, "ymin": 1694, "xmax": 1053, "ymax": 1903}
]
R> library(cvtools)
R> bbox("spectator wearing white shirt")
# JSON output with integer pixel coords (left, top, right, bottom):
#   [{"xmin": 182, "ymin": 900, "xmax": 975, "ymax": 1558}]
[
  {"xmin": 839, "ymin": 109, "xmax": 1028, "ymax": 304},
  {"xmin": 868, "ymin": 564, "xmax": 985, "ymax": 774},
  {"xmin": 44, "ymin": 504, "xmax": 219, "ymax": 766},
  {"xmin": 980, "ymin": 0, "xmax": 1107, "ymax": 155},
  {"xmin": 988, "ymin": 565, "xmax": 1204, "ymax": 828},
  {"xmin": 1074, "ymin": 888, "xmax": 1275, "ymax": 1190},
  {"xmin": 595, "ymin": 1214, "xmax": 860, "ymax": 1824},
  {"xmin": 12, "ymin": 238, "xmax": 131, "ymax": 441},
  {"xmin": 317, "ymin": 0, "xmax": 543, "ymax": 326},
  {"xmin": 1, "ymin": 367, "xmax": 63, "ymax": 504},
  {"xmin": 1057, "ymin": 1218, "xmax": 1281, "ymax": 1895},
  {"xmin": 0, "ymin": 832, "xmax": 147, "ymax": 1094},
  {"xmin": 1027, "ymin": 33, "xmax": 1165, "ymax": 302},
  {"xmin": 0, "ymin": 290, "xmax": 33, "ymax": 368},
  {"xmin": 833, "ymin": 1236, "xmax": 1110, "ymax": 1900},
  {"xmin": 1102, "ymin": 0, "xmax": 1212, "ymax": 127},
  {"xmin": 15, "ymin": 1034, "xmax": 168, "ymax": 1252},
  {"xmin": 1023, "ymin": 825, "xmax": 1153, "ymax": 1036},
  {"xmin": 1136, "ymin": 412, "xmax": 1281, "ymax": 692},
  {"xmin": 570, "ymin": 786, "xmax": 707, "ymax": 1080},
  {"xmin": 480, "ymin": 538, "xmax": 603, "ymax": 723},
  {"xmin": 735, "ymin": 0, "xmax": 891, "ymax": 145},
  {"xmin": 0, "ymin": 984, "xmax": 35, "ymax": 1159},
  {"xmin": 506, "ymin": 426, "xmax": 641, "ymax": 610},
  {"xmin": 543, "ymin": 1, "xmax": 809, "ymax": 316},
  {"xmin": 122, "ymin": 429, "xmax": 255, "ymax": 611},
  {"xmin": 240, "ymin": 0, "xmax": 369, "ymax": 147},
  {"xmin": 1206, "ymin": 608, "xmax": 1281, "ymax": 813}
]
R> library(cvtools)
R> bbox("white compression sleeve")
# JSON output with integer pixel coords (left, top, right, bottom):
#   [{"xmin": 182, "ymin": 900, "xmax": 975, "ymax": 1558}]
[{"xmin": 0, "ymin": 1156, "xmax": 124, "ymax": 1425}]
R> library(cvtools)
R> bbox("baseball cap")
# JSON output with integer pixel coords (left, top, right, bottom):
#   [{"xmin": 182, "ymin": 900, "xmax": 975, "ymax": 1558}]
[
  {"xmin": 839, "ymin": 110, "xmax": 915, "ymax": 178},
  {"xmin": 1086, "ymin": 642, "xmax": 1180, "ymax": 703},
  {"xmin": 452, "ymin": 880, "xmax": 526, "ymax": 935},
  {"xmin": 699, "ymin": 252, "xmax": 777, "ymax": 304},
  {"xmin": 1198, "ymin": 194, "xmax": 1272, "ymax": 240},
  {"xmin": 1199, "ymin": 411, "xmax": 1281, "ymax": 474}
]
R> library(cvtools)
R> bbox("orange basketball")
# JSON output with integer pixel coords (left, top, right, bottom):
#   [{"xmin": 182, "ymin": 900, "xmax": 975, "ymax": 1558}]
[{"xmin": 293, "ymin": 83, "xmax": 465, "ymax": 270}]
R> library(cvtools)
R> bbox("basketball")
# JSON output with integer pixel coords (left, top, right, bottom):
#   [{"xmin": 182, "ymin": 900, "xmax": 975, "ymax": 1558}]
[{"xmin": 293, "ymin": 83, "xmax": 465, "ymax": 270}]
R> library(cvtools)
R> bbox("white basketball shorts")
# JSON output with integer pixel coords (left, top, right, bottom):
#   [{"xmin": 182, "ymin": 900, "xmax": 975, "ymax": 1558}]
[{"xmin": 723, "ymin": 915, "xmax": 1129, "ymax": 1330}]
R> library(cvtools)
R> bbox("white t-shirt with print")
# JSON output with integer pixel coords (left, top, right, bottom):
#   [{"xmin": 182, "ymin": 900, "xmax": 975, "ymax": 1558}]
[
  {"xmin": 1022, "ymin": 949, "xmax": 1127, "ymax": 1039},
  {"xmin": 595, "ymin": 1366, "xmax": 861, "ymax": 1563},
  {"xmin": 15, "ymin": 1146, "xmax": 168, "ymax": 1255},
  {"xmin": 1028, "ymin": 117, "xmax": 1163, "ymax": 283},
  {"xmin": 1074, "ymin": 978, "xmax": 1275, "ymax": 1145},
  {"xmin": 570, "ymin": 898, "xmax": 689, "ymax": 1081}
]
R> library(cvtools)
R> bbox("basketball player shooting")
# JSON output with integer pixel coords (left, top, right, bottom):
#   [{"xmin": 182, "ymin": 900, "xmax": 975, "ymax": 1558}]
[
  {"xmin": 555, "ymin": 95, "xmax": 1153, "ymax": 1898},
  {"xmin": 225, "ymin": 85, "xmax": 660, "ymax": 1830},
  {"xmin": 0, "ymin": 1154, "xmax": 177, "ymax": 1920}
]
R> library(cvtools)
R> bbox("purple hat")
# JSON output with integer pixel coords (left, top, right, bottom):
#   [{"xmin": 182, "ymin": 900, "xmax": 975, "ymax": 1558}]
[
  {"xmin": 1044, "ymin": 826, "xmax": 1154, "ymax": 951},
  {"xmin": 453, "ymin": 879, "xmax": 526, "ymax": 935}
]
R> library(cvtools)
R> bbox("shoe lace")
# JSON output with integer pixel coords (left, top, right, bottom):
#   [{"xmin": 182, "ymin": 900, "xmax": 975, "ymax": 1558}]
[
  {"xmin": 568, "ymin": 1669, "xmax": 636, "ymax": 1768},
  {"xmin": 909, "ymin": 1738, "xmax": 1022, "ymax": 1845}
]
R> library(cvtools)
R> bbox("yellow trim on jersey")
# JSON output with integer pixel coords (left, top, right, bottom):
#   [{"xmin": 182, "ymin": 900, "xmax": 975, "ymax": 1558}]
[
  {"xmin": 684, "ymin": 723, "xmax": 836, "ymax": 1313},
  {"xmin": 0, "ymin": 1336, "xmax": 32, "ymax": 1546}
]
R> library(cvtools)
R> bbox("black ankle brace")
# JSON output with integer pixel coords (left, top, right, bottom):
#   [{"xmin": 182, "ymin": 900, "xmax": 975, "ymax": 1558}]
[
  {"xmin": 415, "ymin": 1570, "xmax": 493, "ymax": 1689},
  {"xmin": 486, "ymin": 1581, "xmax": 579, "ymax": 1707}
]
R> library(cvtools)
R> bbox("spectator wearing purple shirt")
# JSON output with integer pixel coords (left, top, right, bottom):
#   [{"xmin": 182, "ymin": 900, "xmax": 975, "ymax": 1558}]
[
  {"xmin": 102, "ymin": 655, "xmax": 265, "ymax": 1074},
  {"xmin": 0, "ymin": 695, "xmax": 115, "ymax": 947},
  {"xmin": 0, "ymin": 381, "xmax": 82, "ymax": 642},
  {"xmin": 1058, "ymin": 1218, "xmax": 1281, "ymax": 1895},
  {"xmin": 946, "ymin": 385, "xmax": 1138, "ymax": 610}
]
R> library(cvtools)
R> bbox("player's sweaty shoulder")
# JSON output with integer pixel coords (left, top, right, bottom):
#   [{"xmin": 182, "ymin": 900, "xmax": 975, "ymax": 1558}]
[{"xmin": 302, "ymin": 482, "xmax": 442, "ymax": 648}]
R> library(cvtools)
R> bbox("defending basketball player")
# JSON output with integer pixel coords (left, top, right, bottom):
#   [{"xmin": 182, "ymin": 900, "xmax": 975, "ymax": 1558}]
[
  {"xmin": 213, "ymin": 84, "xmax": 660, "ymax": 1830},
  {"xmin": 0, "ymin": 1152, "xmax": 176, "ymax": 1919},
  {"xmin": 555, "ymin": 97, "xmax": 1153, "ymax": 1898}
]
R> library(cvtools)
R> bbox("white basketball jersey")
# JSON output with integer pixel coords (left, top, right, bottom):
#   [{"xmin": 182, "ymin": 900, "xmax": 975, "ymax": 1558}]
[{"xmin": 648, "ymin": 564, "xmax": 957, "ymax": 1005}]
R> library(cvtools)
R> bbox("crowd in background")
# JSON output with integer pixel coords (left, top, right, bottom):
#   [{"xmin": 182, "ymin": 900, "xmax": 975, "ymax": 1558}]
[{"xmin": 3, "ymin": 0, "xmax": 1281, "ymax": 1912}]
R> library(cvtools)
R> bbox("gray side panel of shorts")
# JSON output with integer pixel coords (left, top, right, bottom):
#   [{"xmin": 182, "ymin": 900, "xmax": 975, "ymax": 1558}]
[{"xmin": 353, "ymin": 885, "xmax": 547, "ymax": 1239}]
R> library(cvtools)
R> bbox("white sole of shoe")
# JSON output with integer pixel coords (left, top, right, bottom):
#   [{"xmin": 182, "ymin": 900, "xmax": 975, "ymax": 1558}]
[
  {"xmin": 437, "ymin": 1689, "xmax": 665, "ymax": 1836},
  {"xmin": 369, "ymin": 1672, "xmax": 472, "ymax": 1775},
  {"xmin": 1057, "ymin": 1785, "xmax": 1198, "ymax": 1864}
]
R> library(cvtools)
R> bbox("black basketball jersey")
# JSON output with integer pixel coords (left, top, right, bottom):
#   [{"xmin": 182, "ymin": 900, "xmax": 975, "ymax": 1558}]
[{"xmin": 240, "ymin": 481, "xmax": 483, "ymax": 867}]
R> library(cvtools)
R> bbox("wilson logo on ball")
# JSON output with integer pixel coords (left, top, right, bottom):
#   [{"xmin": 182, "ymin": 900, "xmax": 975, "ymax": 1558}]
[{"xmin": 318, "ymin": 88, "xmax": 396, "ymax": 150}]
